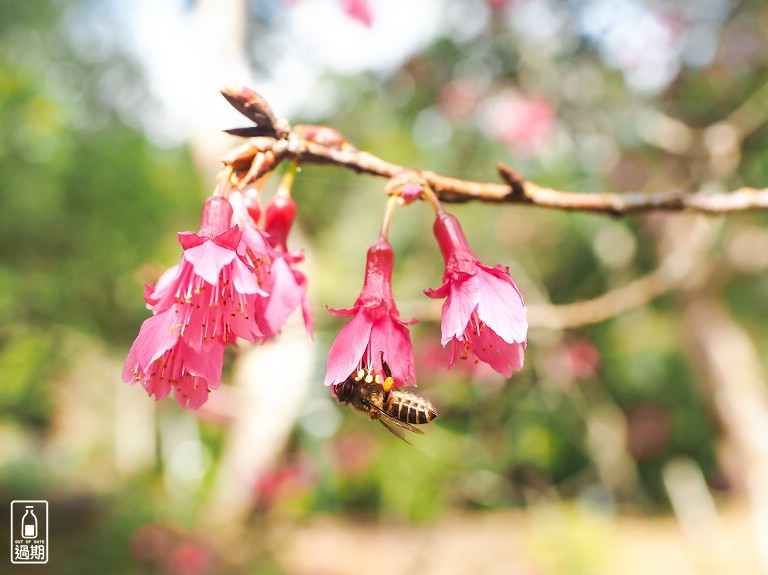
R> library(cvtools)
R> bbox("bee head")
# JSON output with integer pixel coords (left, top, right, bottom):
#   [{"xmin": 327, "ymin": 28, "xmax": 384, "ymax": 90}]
[{"xmin": 336, "ymin": 377, "xmax": 355, "ymax": 402}]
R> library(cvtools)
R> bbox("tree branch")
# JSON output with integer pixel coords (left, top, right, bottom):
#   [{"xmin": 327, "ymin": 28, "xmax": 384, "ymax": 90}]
[{"xmin": 221, "ymin": 86, "xmax": 768, "ymax": 216}]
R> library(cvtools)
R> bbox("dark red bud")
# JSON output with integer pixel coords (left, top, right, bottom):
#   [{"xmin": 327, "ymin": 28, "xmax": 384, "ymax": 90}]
[
  {"xmin": 264, "ymin": 195, "xmax": 297, "ymax": 252},
  {"xmin": 243, "ymin": 188, "xmax": 262, "ymax": 225}
]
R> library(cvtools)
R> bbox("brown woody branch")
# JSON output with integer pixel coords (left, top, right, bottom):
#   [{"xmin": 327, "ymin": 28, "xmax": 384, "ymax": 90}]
[
  {"xmin": 222, "ymin": 133, "xmax": 768, "ymax": 216},
  {"xmin": 220, "ymin": 85, "xmax": 768, "ymax": 216}
]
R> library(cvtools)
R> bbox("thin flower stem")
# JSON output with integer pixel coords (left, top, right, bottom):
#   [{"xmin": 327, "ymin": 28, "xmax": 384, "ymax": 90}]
[
  {"xmin": 421, "ymin": 183, "xmax": 445, "ymax": 215},
  {"xmin": 277, "ymin": 163, "xmax": 298, "ymax": 198},
  {"xmin": 215, "ymin": 166, "xmax": 234, "ymax": 197},
  {"xmin": 379, "ymin": 195, "xmax": 398, "ymax": 241}
]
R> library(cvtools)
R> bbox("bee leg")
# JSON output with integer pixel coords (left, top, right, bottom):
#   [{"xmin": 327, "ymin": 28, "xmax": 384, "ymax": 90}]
[{"xmin": 379, "ymin": 351, "xmax": 394, "ymax": 392}]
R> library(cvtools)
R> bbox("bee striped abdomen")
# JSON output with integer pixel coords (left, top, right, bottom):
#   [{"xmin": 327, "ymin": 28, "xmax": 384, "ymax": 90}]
[{"xmin": 385, "ymin": 391, "xmax": 437, "ymax": 425}]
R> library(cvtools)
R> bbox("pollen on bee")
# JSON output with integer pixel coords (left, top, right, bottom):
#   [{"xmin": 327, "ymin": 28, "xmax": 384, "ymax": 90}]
[{"xmin": 382, "ymin": 377, "xmax": 393, "ymax": 393}]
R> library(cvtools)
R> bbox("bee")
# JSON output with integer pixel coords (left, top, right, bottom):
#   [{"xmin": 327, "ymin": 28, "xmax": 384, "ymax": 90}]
[{"xmin": 334, "ymin": 355, "xmax": 437, "ymax": 442}]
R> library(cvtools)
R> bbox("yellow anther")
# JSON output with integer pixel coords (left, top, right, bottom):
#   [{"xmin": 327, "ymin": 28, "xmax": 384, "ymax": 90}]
[
  {"xmin": 365, "ymin": 373, "xmax": 374, "ymax": 384},
  {"xmin": 355, "ymin": 369, "xmax": 365, "ymax": 381}
]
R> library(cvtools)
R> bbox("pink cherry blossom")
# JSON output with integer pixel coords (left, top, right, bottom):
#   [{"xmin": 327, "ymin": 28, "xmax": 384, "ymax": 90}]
[
  {"xmin": 483, "ymin": 92, "xmax": 556, "ymax": 157},
  {"xmin": 235, "ymin": 220, "xmax": 274, "ymax": 296},
  {"xmin": 234, "ymin": 192, "xmax": 313, "ymax": 340},
  {"xmin": 122, "ymin": 307, "xmax": 225, "ymax": 410},
  {"xmin": 339, "ymin": 0, "xmax": 373, "ymax": 27},
  {"xmin": 254, "ymin": 254, "xmax": 313, "ymax": 339},
  {"xmin": 123, "ymin": 195, "xmax": 268, "ymax": 409},
  {"xmin": 261, "ymin": 194, "xmax": 313, "ymax": 337},
  {"xmin": 425, "ymin": 212, "xmax": 527, "ymax": 377},
  {"xmin": 324, "ymin": 238, "xmax": 416, "ymax": 389},
  {"xmin": 145, "ymin": 196, "xmax": 267, "ymax": 347}
]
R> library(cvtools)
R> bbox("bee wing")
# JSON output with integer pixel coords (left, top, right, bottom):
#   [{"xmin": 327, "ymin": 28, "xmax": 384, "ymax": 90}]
[
  {"xmin": 378, "ymin": 418, "xmax": 413, "ymax": 445},
  {"xmin": 370, "ymin": 404, "xmax": 425, "ymax": 436}
]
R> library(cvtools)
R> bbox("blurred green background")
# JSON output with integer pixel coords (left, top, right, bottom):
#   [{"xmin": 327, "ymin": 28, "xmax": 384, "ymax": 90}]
[{"xmin": 2, "ymin": 0, "xmax": 768, "ymax": 573}]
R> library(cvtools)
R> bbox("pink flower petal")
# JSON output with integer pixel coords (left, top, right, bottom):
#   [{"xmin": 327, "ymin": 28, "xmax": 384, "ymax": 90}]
[
  {"xmin": 229, "ymin": 255, "xmax": 267, "ymax": 296},
  {"xmin": 173, "ymin": 343, "xmax": 225, "ymax": 409},
  {"xmin": 324, "ymin": 309, "xmax": 374, "ymax": 386},
  {"xmin": 145, "ymin": 264, "xmax": 180, "ymax": 310},
  {"xmin": 295, "ymin": 268, "xmax": 314, "ymax": 337},
  {"xmin": 142, "ymin": 368, "xmax": 173, "ymax": 402},
  {"xmin": 238, "ymin": 224, "xmax": 273, "ymax": 258},
  {"xmin": 183, "ymin": 241, "xmax": 237, "ymax": 286},
  {"xmin": 424, "ymin": 279, "xmax": 449, "ymax": 300},
  {"xmin": 368, "ymin": 315, "xmax": 416, "ymax": 387},
  {"xmin": 122, "ymin": 310, "xmax": 180, "ymax": 382},
  {"xmin": 173, "ymin": 375, "xmax": 211, "ymax": 410},
  {"xmin": 185, "ymin": 343, "xmax": 225, "ymax": 384},
  {"xmin": 214, "ymin": 225, "xmax": 242, "ymax": 251},
  {"xmin": 440, "ymin": 275, "xmax": 479, "ymax": 345},
  {"xmin": 469, "ymin": 328, "xmax": 525, "ymax": 377},
  {"xmin": 258, "ymin": 257, "xmax": 303, "ymax": 336},
  {"xmin": 475, "ymin": 266, "xmax": 527, "ymax": 344},
  {"xmin": 327, "ymin": 305, "xmax": 356, "ymax": 318},
  {"xmin": 178, "ymin": 231, "xmax": 205, "ymax": 250}
]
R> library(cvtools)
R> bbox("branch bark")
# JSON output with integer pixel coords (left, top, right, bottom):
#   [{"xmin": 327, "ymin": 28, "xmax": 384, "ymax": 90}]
[
  {"xmin": 229, "ymin": 133, "xmax": 768, "ymax": 216},
  {"xmin": 220, "ymin": 84, "xmax": 768, "ymax": 217}
]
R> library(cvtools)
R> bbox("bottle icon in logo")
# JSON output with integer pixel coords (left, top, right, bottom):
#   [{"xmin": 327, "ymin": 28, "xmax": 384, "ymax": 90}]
[{"xmin": 21, "ymin": 506, "xmax": 37, "ymax": 539}]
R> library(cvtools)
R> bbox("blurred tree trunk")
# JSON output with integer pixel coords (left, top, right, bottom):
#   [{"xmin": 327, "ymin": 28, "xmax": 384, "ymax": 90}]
[{"xmin": 684, "ymin": 297, "xmax": 768, "ymax": 574}]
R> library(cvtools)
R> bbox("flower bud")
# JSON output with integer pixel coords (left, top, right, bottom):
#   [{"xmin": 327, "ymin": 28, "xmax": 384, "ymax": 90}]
[
  {"xmin": 243, "ymin": 188, "xmax": 262, "ymax": 225},
  {"xmin": 264, "ymin": 195, "xmax": 297, "ymax": 253}
]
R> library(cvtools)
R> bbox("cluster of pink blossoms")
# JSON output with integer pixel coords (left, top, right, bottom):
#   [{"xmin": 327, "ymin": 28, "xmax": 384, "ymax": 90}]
[
  {"xmin": 122, "ymin": 186, "xmax": 310, "ymax": 409},
  {"xmin": 124, "ymin": 170, "xmax": 527, "ymax": 410},
  {"xmin": 324, "ymin": 205, "xmax": 528, "ymax": 395}
]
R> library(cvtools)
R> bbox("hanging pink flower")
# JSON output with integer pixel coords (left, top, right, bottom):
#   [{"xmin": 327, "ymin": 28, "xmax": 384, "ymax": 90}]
[
  {"xmin": 324, "ymin": 238, "xmax": 416, "ymax": 389},
  {"xmin": 258, "ymin": 193, "xmax": 313, "ymax": 338},
  {"xmin": 254, "ymin": 254, "xmax": 312, "ymax": 339},
  {"xmin": 123, "ymin": 195, "xmax": 268, "ymax": 409},
  {"xmin": 145, "ymin": 196, "xmax": 267, "ymax": 347},
  {"xmin": 122, "ymin": 309, "xmax": 224, "ymax": 409},
  {"xmin": 233, "ymin": 190, "xmax": 313, "ymax": 341},
  {"xmin": 425, "ymin": 212, "xmax": 527, "ymax": 377}
]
